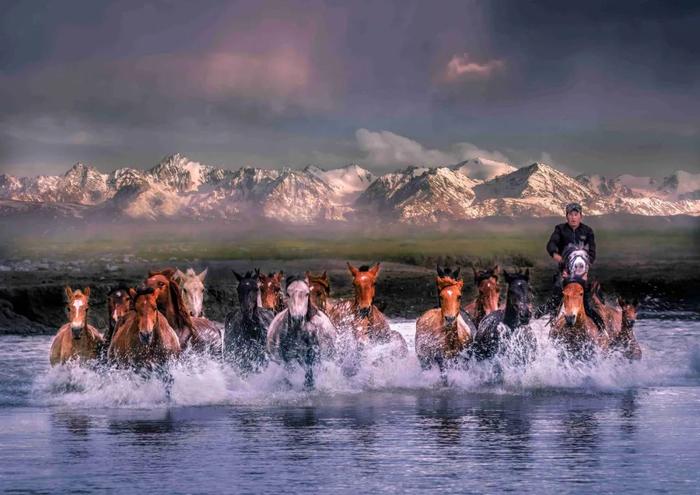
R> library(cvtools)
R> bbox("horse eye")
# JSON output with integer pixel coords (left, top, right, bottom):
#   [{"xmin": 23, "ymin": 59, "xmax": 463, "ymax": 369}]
[{"xmin": 183, "ymin": 289, "xmax": 188, "ymax": 293}]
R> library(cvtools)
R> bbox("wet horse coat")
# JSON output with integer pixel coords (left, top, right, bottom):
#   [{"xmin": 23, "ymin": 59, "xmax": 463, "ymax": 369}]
[
  {"xmin": 50, "ymin": 287, "xmax": 103, "ymax": 366},
  {"xmin": 464, "ymin": 266, "xmax": 501, "ymax": 326}
]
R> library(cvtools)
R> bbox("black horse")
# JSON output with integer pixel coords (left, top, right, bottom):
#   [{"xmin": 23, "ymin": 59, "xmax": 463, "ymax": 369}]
[
  {"xmin": 224, "ymin": 270, "xmax": 275, "ymax": 374},
  {"xmin": 471, "ymin": 269, "xmax": 534, "ymax": 362}
]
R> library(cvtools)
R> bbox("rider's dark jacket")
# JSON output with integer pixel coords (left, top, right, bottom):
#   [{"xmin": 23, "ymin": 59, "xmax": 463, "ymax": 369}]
[{"xmin": 546, "ymin": 222, "xmax": 596, "ymax": 264}]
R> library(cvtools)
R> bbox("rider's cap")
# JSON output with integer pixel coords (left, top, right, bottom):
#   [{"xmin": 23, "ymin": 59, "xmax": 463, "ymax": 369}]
[{"xmin": 565, "ymin": 202, "xmax": 582, "ymax": 214}]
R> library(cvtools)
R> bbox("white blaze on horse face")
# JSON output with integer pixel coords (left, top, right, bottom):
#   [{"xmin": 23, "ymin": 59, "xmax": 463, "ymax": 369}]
[
  {"xmin": 287, "ymin": 281, "xmax": 309, "ymax": 318},
  {"xmin": 71, "ymin": 299, "xmax": 85, "ymax": 328}
]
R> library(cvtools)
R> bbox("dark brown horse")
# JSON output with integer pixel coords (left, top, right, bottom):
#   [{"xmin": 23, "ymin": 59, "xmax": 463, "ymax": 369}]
[
  {"xmin": 108, "ymin": 287, "xmax": 180, "ymax": 367},
  {"xmin": 610, "ymin": 297, "xmax": 642, "ymax": 361},
  {"xmin": 146, "ymin": 269, "xmax": 221, "ymax": 351},
  {"xmin": 415, "ymin": 267, "xmax": 474, "ymax": 380},
  {"xmin": 550, "ymin": 278, "xmax": 608, "ymax": 359},
  {"xmin": 257, "ymin": 269, "xmax": 285, "ymax": 313},
  {"xmin": 306, "ymin": 271, "xmax": 335, "ymax": 312},
  {"xmin": 50, "ymin": 287, "xmax": 103, "ymax": 366},
  {"xmin": 464, "ymin": 265, "xmax": 501, "ymax": 326},
  {"xmin": 327, "ymin": 262, "xmax": 407, "ymax": 357},
  {"xmin": 101, "ymin": 286, "xmax": 133, "ymax": 360}
]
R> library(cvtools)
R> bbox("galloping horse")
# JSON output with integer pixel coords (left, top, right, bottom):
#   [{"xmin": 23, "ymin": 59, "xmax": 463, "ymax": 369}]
[
  {"xmin": 225, "ymin": 270, "xmax": 275, "ymax": 373},
  {"xmin": 50, "ymin": 287, "xmax": 103, "ymax": 366},
  {"xmin": 306, "ymin": 271, "xmax": 334, "ymax": 312},
  {"xmin": 173, "ymin": 268, "xmax": 208, "ymax": 317},
  {"xmin": 257, "ymin": 270, "xmax": 285, "ymax": 313},
  {"xmin": 415, "ymin": 266, "xmax": 474, "ymax": 381},
  {"xmin": 101, "ymin": 286, "xmax": 133, "ymax": 360},
  {"xmin": 108, "ymin": 287, "xmax": 180, "ymax": 367},
  {"xmin": 472, "ymin": 269, "xmax": 534, "ymax": 361},
  {"xmin": 562, "ymin": 243, "xmax": 590, "ymax": 279},
  {"xmin": 266, "ymin": 276, "xmax": 337, "ymax": 388},
  {"xmin": 327, "ymin": 262, "xmax": 408, "ymax": 357},
  {"xmin": 550, "ymin": 277, "xmax": 608, "ymax": 359},
  {"xmin": 146, "ymin": 269, "xmax": 221, "ymax": 352},
  {"xmin": 464, "ymin": 266, "xmax": 501, "ymax": 326},
  {"xmin": 610, "ymin": 297, "xmax": 642, "ymax": 361}
]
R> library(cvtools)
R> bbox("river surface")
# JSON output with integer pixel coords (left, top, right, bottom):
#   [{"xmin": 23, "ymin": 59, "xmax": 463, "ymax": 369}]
[{"xmin": 1, "ymin": 315, "xmax": 699, "ymax": 494}]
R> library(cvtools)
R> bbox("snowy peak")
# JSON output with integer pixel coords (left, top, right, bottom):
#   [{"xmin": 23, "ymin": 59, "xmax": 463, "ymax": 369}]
[
  {"xmin": 658, "ymin": 170, "xmax": 700, "ymax": 200},
  {"xmin": 451, "ymin": 157, "xmax": 516, "ymax": 181},
  {"xmin": 146, "ymin": 153, "xmax": 222, "ymax": 192},
  {"xmin": 304, "ymin": 163, "xmax": 375, "ymax": 203},
  {"xmin": 575, "ymin": 174, "xmax": 640, "ymax": 198}
]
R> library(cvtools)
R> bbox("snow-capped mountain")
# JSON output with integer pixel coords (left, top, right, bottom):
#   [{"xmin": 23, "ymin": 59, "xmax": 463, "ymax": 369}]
[{"xmin": 1, "ymin": 154, "xmax": 698, "ymax": 224}]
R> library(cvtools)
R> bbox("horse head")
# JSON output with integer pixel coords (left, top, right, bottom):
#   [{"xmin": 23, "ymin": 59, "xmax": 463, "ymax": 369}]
[
  {"xmin": 436, "ymin": 267, "xmax": 463, "ymax": 326},
  {"xmin": 504, "ymin": 269, "xmax": 532, "ymax": 327},
  {"xmin": 348, "ymin": 262, "xmax": 380, "ymax": 318},
  {"xmin": 258, "ymin": 269, "xmax": 284, "ymax": 311},
  {"xmin": 618, "ymin": 296, "xmax": 639, "ymax": 330},
  {"xmin": 131, "ymin": 287, "xmax": 159, "ymax": 345},
  {"xmin": 65, "ymin": 286, "xmax": 90, "ymax": 340},
  {"xmin": 174, "ymin": 267, "xmax": 207, "ymax": 317},
  {"xmin": 563, "ymin": 243, "xmax": 590, "ymax": 279},
  {"xmin": 145, "ymin": 269, "xmax": 193, "ymax": 330},
  {"xmin": 472, "ymin": 265, "xmax": 500, "ymax": 314},
  {"xmin": 107, "ymin": 285, "xmax": 133, "ymax": 327},
  {"xmin": 306, "ymin": 271, "xmax": 330, "ymax": 311},
  {"xmin": 561, "ymin": 277, "xmax": 586, "ymax": 327},
  {"xmin": 285, "ymin": 275, "xmax": 316, "ymax": 325},
  {"xmin": 233, "ymin": 270, "xmax": 260, "ymax": 318}
]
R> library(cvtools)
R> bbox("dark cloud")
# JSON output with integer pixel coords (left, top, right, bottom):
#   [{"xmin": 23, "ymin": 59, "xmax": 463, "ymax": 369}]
[{"xmin": 0, "ymin": 0, "xmax": 698, "ymax": 177}]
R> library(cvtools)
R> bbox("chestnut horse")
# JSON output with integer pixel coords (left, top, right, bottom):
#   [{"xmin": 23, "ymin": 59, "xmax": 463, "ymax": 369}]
[
  {"xmin": 464, "ymin": 266, "xmax": 501, "ymax": 326},
  {"xmin": 257, "ymin": 269, "xmax": 285, "ymax": 313},
  {"xmin": 101, "ymin": 285, "xmax": 133, "ymax": 361},
  {"xmin": 327, "ymin": 262, "xmax": 408, "ymax": 357},
  {"xmin": 108, "ymin": 287, "xmax": 180, "ymax": 367},
  {"xmin": 50, "ymin": 287, "xmax": 103, "ymax": 366},
  {"xmin": 415, "ymin": 267, "xmax": 474, "ymax": 382},
  {"xmin": 550, "ymin": 277, "xmax": 608, "ymax": 359},
  {"xmin": 146, "ymin": 269, "xmax": 221, "ymax": 352},
  {"xmin": 306, "ymin": 271, "xmax": 335, "ymax": 312},
  {"xmin": 610, "ymin": 297, "xmax": 642, "ymax": 361}
]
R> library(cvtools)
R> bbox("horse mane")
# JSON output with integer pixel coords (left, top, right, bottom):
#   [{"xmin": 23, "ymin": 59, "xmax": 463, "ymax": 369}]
[
  {"xmin": 108, "ymin": 285, "xmax": 132, "ymax": 297},
  {"xmin": 474, "ymin": 267, "xmax": 498, "ymax": 283},
  {"xmin": 148, "ymin": 269, "xmax": 193, "ymax": 330},
  {"xmin": 358, "ymin": 265, "xmax": 371, "ymax": 272},
  {"xmin": 437, "ymin": 276, "xmax": 462, "ymax": 291},
  {"xmin": 286, "ymin": 274, "xmax": 307, "ymax": 286}
]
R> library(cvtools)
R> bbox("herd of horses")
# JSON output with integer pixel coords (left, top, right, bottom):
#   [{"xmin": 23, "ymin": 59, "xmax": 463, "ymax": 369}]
[{"xmin": 50, "ymin": 248, "xmax": 642, "ymax": 388}]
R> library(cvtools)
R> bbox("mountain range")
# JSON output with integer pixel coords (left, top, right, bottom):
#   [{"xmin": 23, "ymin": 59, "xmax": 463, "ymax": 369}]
[{"xmin": 0, "ymin": 153, "xmax": 698, "ymax": 224}]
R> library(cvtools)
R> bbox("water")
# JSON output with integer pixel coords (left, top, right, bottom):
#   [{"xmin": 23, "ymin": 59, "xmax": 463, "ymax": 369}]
[{"xmin": 1, "ymin": 317, "xmax": 700, "ymax": 493}]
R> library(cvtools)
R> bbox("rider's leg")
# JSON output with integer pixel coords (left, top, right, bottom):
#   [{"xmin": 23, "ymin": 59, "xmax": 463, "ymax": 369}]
[{"xmin": 584, "ymin": 285, "xmax": 605, "ymax": 331}]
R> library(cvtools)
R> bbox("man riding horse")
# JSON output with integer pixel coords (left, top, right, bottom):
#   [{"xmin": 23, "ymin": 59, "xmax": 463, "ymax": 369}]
[{"xmin": 536, "ymin": 202, "xmax": 605, "ymax": 330}]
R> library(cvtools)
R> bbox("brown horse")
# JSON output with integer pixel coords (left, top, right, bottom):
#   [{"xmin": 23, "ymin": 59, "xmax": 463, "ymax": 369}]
[
  {"xmin": 50, "ymin": 287, "xmax": 104, "ymax": 366},
  {"xmin": 306, "ymin": 271, "xmax": 335, "ymax": 312},
  {"xmin": 257, "ymin": 269, "xmax": 285, "ymax": 313},
  {"xmin": 415, "ymin": 267, "xmax": 474, "ymax": 381},
  {"xmin": 101, "ymin": 286, "xmax": 133, "ymax": 360},
  {"xmin": 327, "ymin": 262, "xmax": 407, "ymax": 357},
  {"xmin": 146, "ymin": 269, "xmax": 221, "ymax": 351},
  {"xmin": 610, "ymin": 297, "xmax": 642, "ymax": 361},
  {"xmin": 108, "ymin": 287, "xmax": 180, "ymax": 367},
  {"xmin": 464, "ymin": 265, "xmax": 501, "ymax": 326},
  {"xmin": 550, "ymin": 278, "xmax": 608, "ymax": 359}
]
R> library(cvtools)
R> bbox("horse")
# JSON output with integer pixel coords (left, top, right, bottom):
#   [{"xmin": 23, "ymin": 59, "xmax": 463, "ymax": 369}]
[
  {"xmin": 471, "ymin": 269, "xmax": 534, "ymax": 362},
  {"xmin": 306, "ymin": 271, "xmax": 335, "ymax": 312},
  {"xmin": 327, "ymin": 262, "xmax": 408, "ymax": 357},
  {"xmin": 464, "ymin": 265, "xmax": 501, "ymax": 326},
  {"xmin": 257, "ymin": 269, "xmax": 285, "ymax": 313},
  {"xmin": 173, "ymin": 268, "xmax": 208, "ymax": 317},
  {"xmin": 146, "ymin": 269, "xmax": 222, "ymax": 352},
  {"xmin": 266, "ymin": 276, "xmax": 337, "ymax": 388},
  {"xmin": 224, "ymin": 270, "xmax": 275, "ymax": 374},
  {"xmin": 50, "ymin": 287, "xmax": 104, "ymax": 366},
  {"xmin": 562, "ymin": 243, "xmax": 590, "ymax": 280},
  {"xmin": 101, "ymin": 285, "xmax": 133, "ymax": 361},
  {"xmin": 108, "ymin": 287, "xmax": 181, "ymax": 368},
  {"xmin": 550, "ymin": 277, "xmax": 608, "ymax": 359},
  {"xmin": 415, "ymin": 266, "xmax": 475, "ymax": 383},
  {"xmin": 610, "ymin": 297, "xmax": 642, "ymax": 361}
]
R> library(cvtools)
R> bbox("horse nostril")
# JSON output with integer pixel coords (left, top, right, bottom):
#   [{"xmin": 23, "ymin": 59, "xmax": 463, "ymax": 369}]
[{"xmin": 565, "ymin": 315, "xmax": 575, "ymax": 326}]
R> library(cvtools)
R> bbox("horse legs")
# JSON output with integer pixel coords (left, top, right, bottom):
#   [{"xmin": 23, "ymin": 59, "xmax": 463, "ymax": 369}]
[
  {"xmin": 436, "ymin": 355, "xmax": 448, "ymax": 387},
  {"xmin": 303, "ymin": 343, "xmax": 318, "ymax": 390}
]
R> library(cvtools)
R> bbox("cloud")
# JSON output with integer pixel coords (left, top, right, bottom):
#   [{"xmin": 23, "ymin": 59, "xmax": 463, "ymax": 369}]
[
  {"xmin": 443, "ymin": 53, "xmax": 504, "ymax": 81},
  {"xmin": 355, "ymin": 128, "xmax": 512, "ymax": 176}
]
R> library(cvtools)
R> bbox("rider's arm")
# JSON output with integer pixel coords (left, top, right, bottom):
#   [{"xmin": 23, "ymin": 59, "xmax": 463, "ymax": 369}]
[
  {"xmin": 546, "ymin": 226, "xmax": 561, "ymax": 260},
  {"xmin": 587, "ymin": 229, "xmax": 596, "ymax": 264}
]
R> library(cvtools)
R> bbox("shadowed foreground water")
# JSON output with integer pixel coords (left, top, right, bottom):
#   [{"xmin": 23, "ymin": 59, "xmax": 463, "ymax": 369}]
[{"xmin": 1, "ymin": 316, "xmax": 699, "ymax": 494}]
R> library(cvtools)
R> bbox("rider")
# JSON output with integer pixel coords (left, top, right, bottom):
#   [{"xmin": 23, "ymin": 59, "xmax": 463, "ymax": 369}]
[{"xmin": 536, "ymin": 202, "xmax": 605, "ymax": 329}]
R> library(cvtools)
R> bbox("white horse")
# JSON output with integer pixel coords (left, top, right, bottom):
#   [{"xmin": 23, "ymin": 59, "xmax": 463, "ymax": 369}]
[
  {"xmin": 266, "ymin": 276, "xmax": 337, "ymax": 388},
  {"xmin": 174, "ymin": 268, "xmax": 208, "ymax": 317},
  {"xmin": 562, "ymin": 243, "xmax": 590, "ymax": 280}
]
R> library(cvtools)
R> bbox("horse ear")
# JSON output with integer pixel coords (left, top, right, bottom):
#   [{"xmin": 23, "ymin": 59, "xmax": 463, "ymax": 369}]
[
  {"xmin": 454, "ymin": 267, "xmax": 461, "ymax": 279},
  {"xmin": 83, "ymin": 287, "xmax": 91, "ymax": 299},
  {"xmin": 232, "ymin": 270, "xmax": 243, "ymax": 282},
  {"xmin": 173, "ymin": 269, "xmax": 185, "ymax": 282},
  {"xmin": 129, "ymin": 288, "xmax": 137, "ymax": 300},
  {"xmin": 198, "ymin": 268, "xmax": 208, "ymax": 282},
  {"xmin": 492, "ymin": 265, "xmax": 500, "ymax": 276},
  {"xmin": 617, "ymin": 296, "xmax": 625, "ymax": 307},
  {"xmin": 524, "ymin": 268, "xmax": 530, "ymax": 281},
  {"xmin": 65, "ymin": 286, "xmax": 73, "ymax": 300},
  {"xmin": 254, "ymin": 267, "xmax": 261, "ymax": 278},
  {"xmin": 436, "ymin": 264, "xmax": 445, "ymax": 277},
  {"xmin": 503, "ymin": 270, "xmax": 513, "ymax": 283},
  {"xmin": 369, "ymin": 262, "xmax": 381, "ymax": 277},
  {"xmin": 321, "ymin": 271, "xmax": 327, "ymax": 280},
  {"xmin": 305, "ymin": 270, "xmax": 311, "ymax": 279},
  {"xmin": 472, "ymin": 266, "xmax": 478, "ymax": 282},
  {"xmin": 347, "ymin": 262, "xmax": 359, "ymax": 276}
]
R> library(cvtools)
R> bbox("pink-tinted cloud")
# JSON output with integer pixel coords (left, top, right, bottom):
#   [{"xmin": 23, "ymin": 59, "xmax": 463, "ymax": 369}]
[{"xmin": 443, "ymin": 53, "xmax": 504, "ymax": 81}]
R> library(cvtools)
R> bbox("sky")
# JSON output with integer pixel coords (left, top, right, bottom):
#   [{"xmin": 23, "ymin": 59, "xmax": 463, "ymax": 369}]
[{"xmin": 1, "ymin": 0, "xmax": 698, "ymax": 178}]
